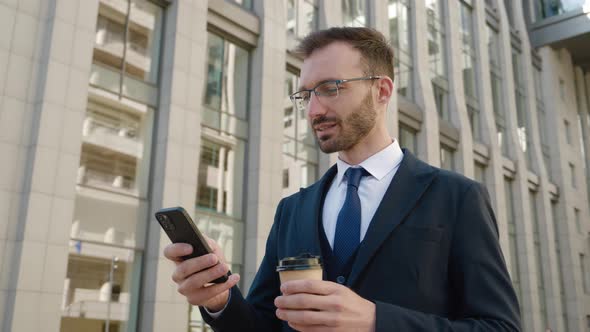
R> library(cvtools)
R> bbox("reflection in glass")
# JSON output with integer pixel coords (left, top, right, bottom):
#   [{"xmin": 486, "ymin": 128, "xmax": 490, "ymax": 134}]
[
  {"xmin": 398, "ymin": 123, "xmax": 418, "ymax": 154},
  {"xmin": 282, "ymin": 71, "xmax": 319, "ymax": 197},
  {"xmin": 440, "ymin": 144, "xmax": 455, "ymax": 170},
  {"xmin": 474, "ymin": 162, "xmax": 486, "ymax": 185},
  {"xmin": 389, "ymin": 0, "xmax": 413, "ymax": 99},
  {"xmin": 62, "ymin": 1, "xmax": 163, "ymax": 331},
  {"xmin": 426, "ymin": 0, "xmax": 447, "ymax": 80},
  {"xmin": 286, "ymin": 0, "xmax": 318, "ymax": 50},
  {"xmin": 342, "ymin": 0, "xmax": 367, "ymax": 27},
  {"xmin": 93, "ymin": 0, "xmax": 162, "ymax": 100},
  {"xmin": 197, "ymin": 138, "xmax": 246, "ymax": 219},
  {"xmin": 535, "ymin": 0, "xmax": 586, "ymax": 20},
  {"xmin": 61, "ymin": 246, "xmax": 141, "ymax": 332},
  {"xmin": 487, "ymin": 24, "xmax": 507, "ymax": 155},
  {"xmin": 204, "ymin": 33, "xmax": 249, "ymax": 121}
]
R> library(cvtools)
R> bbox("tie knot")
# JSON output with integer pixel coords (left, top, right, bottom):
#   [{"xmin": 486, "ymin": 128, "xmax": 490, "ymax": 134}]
[{"xmin": 345, "ymin": 167, "xmax": 369, "ymax": 189}]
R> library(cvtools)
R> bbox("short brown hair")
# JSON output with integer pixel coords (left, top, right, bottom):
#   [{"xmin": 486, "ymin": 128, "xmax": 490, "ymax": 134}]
[{"xmin": 295, "ymin": 27, "xmax": 395, "ymax": 82}]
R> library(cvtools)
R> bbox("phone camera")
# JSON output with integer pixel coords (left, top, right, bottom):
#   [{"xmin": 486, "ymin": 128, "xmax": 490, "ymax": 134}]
[{"xmin": 157, "ymin": 214, "xmax": 176, "ymax": 231}]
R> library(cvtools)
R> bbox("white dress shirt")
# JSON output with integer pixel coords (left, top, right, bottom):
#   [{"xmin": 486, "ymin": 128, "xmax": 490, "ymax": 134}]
[{"xmin": 322, "ymin": 139, "xmax": 404, "ymax": 249}]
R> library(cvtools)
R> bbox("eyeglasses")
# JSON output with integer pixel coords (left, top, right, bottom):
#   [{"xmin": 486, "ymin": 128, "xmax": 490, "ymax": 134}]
[{"xmin": 289, "ymin": 76, "xmax": 381, "ymax": 113}]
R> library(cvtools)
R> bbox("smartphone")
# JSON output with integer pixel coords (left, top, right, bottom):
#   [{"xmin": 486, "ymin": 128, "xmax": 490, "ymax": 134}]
[{"xmin": 155, "ymin": 206, "xmax": 229, "ymax": 283}]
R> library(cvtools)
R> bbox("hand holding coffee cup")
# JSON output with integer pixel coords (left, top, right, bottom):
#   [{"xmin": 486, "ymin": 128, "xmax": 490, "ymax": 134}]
[{"xmin": 276, "ymin": 253, "xmax": 323, "ymax": 284}]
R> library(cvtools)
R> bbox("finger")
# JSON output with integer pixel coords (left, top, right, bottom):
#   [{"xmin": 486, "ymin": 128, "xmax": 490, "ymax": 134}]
[
  {"xmin": 177, "ymin": 260, "xmax": 229, "ymax": 294},
  {"xmin": 163, "ymin": 243, "xmax": 193, "ymax": 262},
  {"xmin": 204, "ymin": 237, "xmax": 226, "ymax": 263},
  {"xmin": 280, "ymin": 279, "xmax": 339, "ymax": 296},
  {"xmin": 172, "ymin": 253, "xmax": 218, "ymax": 283},
  {"xmin": 276, "ymin": 308, "xmax": 338, "ymax": 327},
  {"xmin": 274, "ymin": 293, "xmax": 333, "ymax": 311},
  {"xmin": 186, "ymin": 274, "xmax": 240, "ymax": 306}
]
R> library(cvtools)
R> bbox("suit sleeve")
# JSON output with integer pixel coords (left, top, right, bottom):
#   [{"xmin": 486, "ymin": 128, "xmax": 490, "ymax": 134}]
[
  {"xmin": 373, "ymin": 183, "xmax": 521, "ymax": 331},
  {"xmin": 199, "ymin": 199, "xmax": 285, "ymax": 332}
]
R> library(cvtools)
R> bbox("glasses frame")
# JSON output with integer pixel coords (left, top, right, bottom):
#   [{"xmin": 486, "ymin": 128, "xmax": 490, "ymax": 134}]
[{"xmin": 289, "ymin": 76, "xmax": 381, "ymax": 112}]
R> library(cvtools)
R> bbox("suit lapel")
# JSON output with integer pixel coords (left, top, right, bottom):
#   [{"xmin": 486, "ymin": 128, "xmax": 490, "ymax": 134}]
[
  {"xmin": 347, "ymin": 150, "xmax": 438, "ymax": 287},
  {"xmin": 294, "ymin": 165, "xmax": 338, "ymax": 257}
]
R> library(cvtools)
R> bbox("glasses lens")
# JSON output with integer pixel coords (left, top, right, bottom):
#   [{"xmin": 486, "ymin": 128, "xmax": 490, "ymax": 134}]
[
  {"xmin": 315, "ymin": 81, "xmax": 339, "ymax": 97},
  {"xmin": 291, "ymin": 91, "xmax": 310, "ymax": 112}
]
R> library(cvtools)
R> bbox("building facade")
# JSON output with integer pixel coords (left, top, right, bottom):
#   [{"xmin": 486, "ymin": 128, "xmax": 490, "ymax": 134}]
[{"xmin": 0, "ymin": 0, "xmax": 589, "ymax": 331}]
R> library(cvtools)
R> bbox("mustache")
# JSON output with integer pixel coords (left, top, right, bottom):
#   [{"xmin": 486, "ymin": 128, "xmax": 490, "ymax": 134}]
[{"xmin": 312, "ymin": 116, "xmax": 340, "ymax": 127}]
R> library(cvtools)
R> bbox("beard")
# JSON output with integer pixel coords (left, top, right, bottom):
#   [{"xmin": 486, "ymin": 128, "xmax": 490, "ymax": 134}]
[{"xmin": 312, "ymin": 91, "xmax": 377, "ymax": 154}]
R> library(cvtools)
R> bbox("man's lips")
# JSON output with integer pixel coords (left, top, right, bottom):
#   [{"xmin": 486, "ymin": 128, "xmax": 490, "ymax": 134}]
[{"xmin": 314, "ymin": 123, "xmax": 337, "ymax": 132}]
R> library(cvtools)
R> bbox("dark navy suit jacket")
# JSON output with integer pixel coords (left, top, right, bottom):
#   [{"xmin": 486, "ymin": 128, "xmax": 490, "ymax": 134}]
[{"xmin": 201, "ymin": 150, "xmax": 521, "ymax": 331}]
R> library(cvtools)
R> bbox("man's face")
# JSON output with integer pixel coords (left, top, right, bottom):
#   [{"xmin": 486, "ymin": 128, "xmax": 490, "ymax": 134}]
[{"xmin": 299, "ymin": 42, "xmax": 378, "ymax": 154}]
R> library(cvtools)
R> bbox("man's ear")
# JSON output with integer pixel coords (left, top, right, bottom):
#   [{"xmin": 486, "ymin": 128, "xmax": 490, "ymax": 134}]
[{"xmin": 376, "ymin": 76, "xmax": 394, "ymax": 104}]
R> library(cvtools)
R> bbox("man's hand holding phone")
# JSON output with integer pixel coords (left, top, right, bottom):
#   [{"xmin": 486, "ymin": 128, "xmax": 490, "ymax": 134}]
[{"xmin": 163, "ymin": 237, "xmax": 240, "ymax": 312}]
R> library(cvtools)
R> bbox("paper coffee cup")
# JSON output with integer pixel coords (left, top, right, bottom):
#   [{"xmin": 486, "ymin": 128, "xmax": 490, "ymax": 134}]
[{"xmin": 276, "ymin": 253, "xmax": 323, "ymax": 284}]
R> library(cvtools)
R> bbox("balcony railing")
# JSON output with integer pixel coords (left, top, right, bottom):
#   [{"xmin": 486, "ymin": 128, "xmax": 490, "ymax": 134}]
[{"xmin": 82, "ymin": 117, "xmax": 143, "ymax": 158}]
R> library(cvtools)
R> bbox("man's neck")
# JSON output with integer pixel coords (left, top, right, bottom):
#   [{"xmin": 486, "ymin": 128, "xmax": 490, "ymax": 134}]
[{"xmin": 338, "ymin": 130, "xmax": 392, "ymax": 165}]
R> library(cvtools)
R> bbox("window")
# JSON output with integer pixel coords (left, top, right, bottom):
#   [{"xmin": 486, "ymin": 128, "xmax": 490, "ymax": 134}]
[
  {"xmin": 570, "ymin": 166, "xmax": 580, "ymax": 192},
  {"xmin": 474, "ymin": 162, "xmax": 486, "ymax": 184},
  {"xmin": 286, "ymin": 0, "xmax": 319, "ymax": 50},
  {"xmin": 575, "ymin": 208, "xmax": 582, "ymax": 234},
  {"xmin": 427, "ymin": 0, "xmax": 448, "ymax": 119},
  {"xmin": 487, "ymin": 25, "xmax": 507, "ymax": 155},
  {"xmin": 342, "ymin": 0, "xmax": 367, "ymax": 27},
  {"xmin": 192, "ymin": 32, "xmax": 251, "ymax": 328},
  {"xmin": 530, "ymin": 190, "xmax": 548, "ymax": 327},
  {"xmin": 551, "ymin": 201, "xmax": 568, "ymax": 332},
  {"xmin": 460, "ymin": 0, "xmax": 480, "ymax": 140},
  {"xmin": 389, "ymin": 0, "xmax": 413, "ymax": 100},
  {"xmin": 565, "ymin": 119, "xmax": 572, "ymax": 145},
  {"xmin": 227, "ymin": 0, "xmax": 252, "ymax": 9},
  {"xmin": 503, "ymin": 0, "xmax": 514, "ymax": 27},
  {"xmin": 505, "ymin": 178, "xmax": 522, "ymax": 308},
  {"xmin": 512, "ymin": 51, "xmax": 532, "ymax": 163},
  {"xmin": 560, "ymin": 79, "xmax": 565, "ymax": 100},
  {"xmin": 534, "ymin": 66, "xmax": 552, "ymax": 177},
  {"xmin": 432, "ymin": 82, "xmax": 449, "ymax": 120},
  {"xmin": 581, "ymin": 254, "xmax": 590, "ymax": 294},
  {"xmin": 440, "ymin": 144, "xmax": 455, "ymax": 171},
  {"xmin": 399, "ymin": 123, "xmax": 418, "ymax": 154},
  {"xmin": 282, "ymin": 71, "xmax": 319, "ymax": 197},
  {"xmin": 90, "ymin": 0, "xmax": 162, "ymax": 105},
  {"xmin": 63, "ymin": 2, "xmax": 164, "ymax": 331}
]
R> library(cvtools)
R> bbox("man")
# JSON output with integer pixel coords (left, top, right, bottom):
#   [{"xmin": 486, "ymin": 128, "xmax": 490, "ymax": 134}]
[{"xmin": 164, "ymin": 27, "xmax": 521, "ymax": 331}]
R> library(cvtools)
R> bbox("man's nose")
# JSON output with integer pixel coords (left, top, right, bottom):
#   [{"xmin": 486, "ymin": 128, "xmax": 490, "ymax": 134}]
[{"xmin": 307, "ymin": 93, "xmax": 327, "ymax": 118}]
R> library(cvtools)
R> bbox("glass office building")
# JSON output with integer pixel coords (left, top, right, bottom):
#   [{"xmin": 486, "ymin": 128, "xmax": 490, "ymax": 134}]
[{"xmin": 0, "ymin": 0, "xmax": 589, "ymax": 331}]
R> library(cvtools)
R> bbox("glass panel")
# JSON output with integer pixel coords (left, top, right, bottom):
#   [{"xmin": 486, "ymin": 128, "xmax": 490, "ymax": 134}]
[
  {"xmin": 426, "ymin": 0, "xmax": 447, "ymax": 80},
  {"xmin": 282, "ymin": 71, "xmax": 319, "ymax": 197},
  {"xmin": 468, "ymin": 105, "xmax": 480, "ymax": 141},
  {"xmin": 126, "ymin": 0, "xmax": 163, "ymax": 83},
  {"xmin": 536, "ymin": 0, "xmax": 587, "ymax": 20},
  {"xmin": 197, "ymin": 138, "xmax": 246, "ymax": 219},
  {"xmin": 440, "ymin": 144, "xmax": 455, "ymax": 170},
  {"xmin": 228, "ymin": 0, "xmax": 252, "ymax": 9},
  {"xmin": 342, "ymin": 0, "xmax": 366, "ymax": 27},
  {"xmin": 432, "ymin": 82, "xmax": 448, "ymax": 120},
  {"xmin": 474, "ymin": 162, "xmax": 486, "ymax": 184},
  {"xmin": 389, "ymin": 0, "xmax": 413, "ymax": 99},
  {"xmin": 204, "ymin": 33, "xmax": 225, "ymax": 111},
  {"xmin": 94, "ymin": 2, "xmax": 128, "ymax": 72},
  {"xmin": 61, "ymin": 246, "xmax": 141, "ymax": 332},
  {"xmin": 460, "ymin": 0, "xmax": 478, "ymax": 101},
  {"xmin": 286, "ymin": 0, "xmax": 319, "ymax": 50},
  {"xmin": 398, "ymin": 123, "xmax": 417, "ymax": 153}
]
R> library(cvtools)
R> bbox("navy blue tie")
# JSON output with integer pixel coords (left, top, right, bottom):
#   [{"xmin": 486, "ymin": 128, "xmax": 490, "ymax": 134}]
[{"xmin": 333, "ymin": 167, "xmax": 369, "ymax": 272}]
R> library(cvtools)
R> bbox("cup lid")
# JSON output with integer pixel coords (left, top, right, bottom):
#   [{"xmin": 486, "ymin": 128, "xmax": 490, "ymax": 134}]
[{"xmin": 276, "ymin": 253, "xmax": 322, "ymax": 272}]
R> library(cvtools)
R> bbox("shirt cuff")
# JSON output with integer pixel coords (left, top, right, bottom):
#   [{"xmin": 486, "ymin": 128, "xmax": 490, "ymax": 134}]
[{"xmin": 203, "ymin": 290, "xmax": 232, "ymax": 319}]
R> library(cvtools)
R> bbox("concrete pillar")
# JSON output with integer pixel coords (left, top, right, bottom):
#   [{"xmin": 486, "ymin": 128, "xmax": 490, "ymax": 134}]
[{"xmin": 0, "ymin": 0, "xmax": 97, "ymax": 330}]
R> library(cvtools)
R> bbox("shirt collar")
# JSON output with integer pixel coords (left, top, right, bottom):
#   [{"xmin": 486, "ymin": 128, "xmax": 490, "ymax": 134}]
[{"xmin": 335, "ymin": 139, "xmax": 404, "ymax": 186}]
